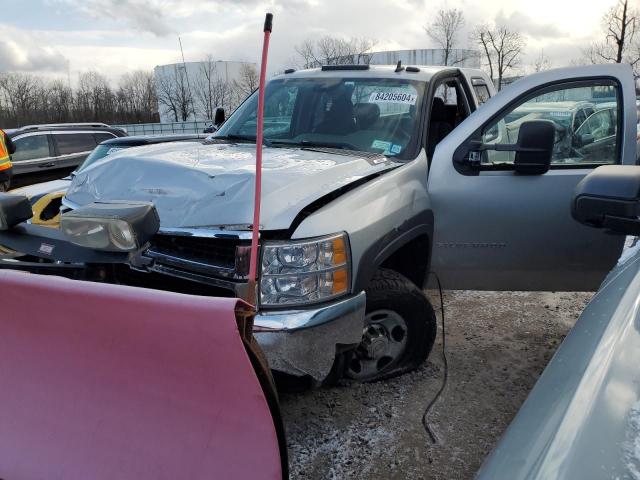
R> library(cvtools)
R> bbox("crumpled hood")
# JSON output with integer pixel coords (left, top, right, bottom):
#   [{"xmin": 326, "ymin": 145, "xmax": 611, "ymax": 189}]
[{"xmin": 65, "ymin": 142, "xmax": 397, "ymax": 230}]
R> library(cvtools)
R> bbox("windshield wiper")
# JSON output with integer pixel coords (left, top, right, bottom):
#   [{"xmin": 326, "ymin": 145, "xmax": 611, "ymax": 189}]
[
  {"xmin": 271, "ymin": 140, "xmax": 361, "ymax": 151},
  {"xmin": 212, "ymin": 134, "xmax": 271, "ymax": 146}
]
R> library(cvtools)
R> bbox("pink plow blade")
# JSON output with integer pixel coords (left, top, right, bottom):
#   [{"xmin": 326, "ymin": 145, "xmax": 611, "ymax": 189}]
[{"xmin": 0, "ymin": 270, "xmax": 282, "ymax": 480}]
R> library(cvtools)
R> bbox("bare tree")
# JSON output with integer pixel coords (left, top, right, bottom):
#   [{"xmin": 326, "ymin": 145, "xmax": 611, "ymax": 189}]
[
  {"xmin": 533, "ymin": 49, "xmax": 552, "ymax": 73},
  {"xmin": 155, "ymin": 66, "xmax": 194, "ymax": 122},
  {"xmin": 473, "ymin": 24, "xmax": 526, "ymax": 90},
  {"xmin": 424, "ymin": 8, "xmax": 466, "ymax": 66},
  {"xmin": 193, "ymin": 56, "xmax": 239, "ymax": 119},
  {"xmin": 74, "ymin": 71, "xmax": 116, "ymax": 122},
  {"xmin": 117, "ymin": 70, "xmax": 158, "ymax": 123},
  {"xmin": 0, "ymin": 73, "xmax": 41, "ymax": 125},
  {"xmin": 47, "ymin": 80, "xmax": 74, "ymax": 123},
  {"xmin": 0, "ymin": 69, "xmax": 159, "ymax": 128},
  {"xmin": 584, "ymin": 0, "xmax": 639, "ymax": 73},
  {"xmin": 234, "ymin": 63, "xmax": 259, "ymax": 100},
  {"xmin": 294, "ymin": 36, "xmax": 376, "ymax": 68}
]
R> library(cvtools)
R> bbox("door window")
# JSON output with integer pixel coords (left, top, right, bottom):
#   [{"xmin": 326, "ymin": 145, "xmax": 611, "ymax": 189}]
[
  {"xmin": 473, "ymin": 84, "xmax": 491, "ymax": 105},
  {"xmin": 11, "ymin": 135, "xmax": 50, "ymax": 162},
  {"xmin": 480, "ymin": 81, "xmax": 620, "ymax": 167},
  {"xmin": 55, "ymin": 133, "xmax": 97, "ymax": 155}
]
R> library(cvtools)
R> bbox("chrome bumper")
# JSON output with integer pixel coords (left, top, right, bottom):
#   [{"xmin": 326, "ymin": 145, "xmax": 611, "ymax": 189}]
[{"xmin": 253, "ymin": 291, "xmax": 366, "ymax": 381}]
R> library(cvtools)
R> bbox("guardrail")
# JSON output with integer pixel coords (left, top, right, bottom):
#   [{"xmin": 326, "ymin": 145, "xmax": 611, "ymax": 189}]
[{"xmin": 113, "ymin": 121, "xmax": 212, "ymax": 136}]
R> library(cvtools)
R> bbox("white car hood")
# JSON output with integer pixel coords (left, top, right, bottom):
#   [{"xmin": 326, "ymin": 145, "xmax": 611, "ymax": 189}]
[{"xmin": 65, "ymin": 142, "xmax": 397, "ymax": 230}]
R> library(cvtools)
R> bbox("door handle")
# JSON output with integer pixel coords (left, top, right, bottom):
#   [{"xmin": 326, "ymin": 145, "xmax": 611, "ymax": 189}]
[{"xmin": 39, "ymin": 162, "xmax": 56, "ymax": 168}]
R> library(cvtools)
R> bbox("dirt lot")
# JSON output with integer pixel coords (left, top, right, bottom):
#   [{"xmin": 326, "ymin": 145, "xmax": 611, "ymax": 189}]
[{"xmin": 280, "ymin": 290, "xmax": 593, "ymax": 480}]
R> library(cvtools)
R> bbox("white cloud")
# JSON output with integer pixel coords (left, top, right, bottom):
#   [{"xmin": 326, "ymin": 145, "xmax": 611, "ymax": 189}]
[
  {"xmin": 0, "ymin": 24, "xmax": 69, "ymax": 72},
  {"xmin": 5, "ymin": 0, "xmax": 617, "ymax": 82}
]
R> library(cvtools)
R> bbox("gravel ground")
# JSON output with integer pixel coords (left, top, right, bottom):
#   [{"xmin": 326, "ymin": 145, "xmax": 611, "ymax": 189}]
[{"xmin": 280, "ymin": 290, "xmax": 593, "ymax": 480}]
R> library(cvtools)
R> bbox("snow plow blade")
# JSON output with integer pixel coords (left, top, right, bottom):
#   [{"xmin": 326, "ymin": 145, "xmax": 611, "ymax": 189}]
[{"xmin": 0, "ymin": 270, "xmax": 285, "ymax": 480}]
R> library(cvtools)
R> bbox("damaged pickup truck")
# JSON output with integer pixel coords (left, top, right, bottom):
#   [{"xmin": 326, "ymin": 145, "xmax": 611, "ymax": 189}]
[{"xmin": 0, "ymin": 63, "xmax": 637, "ymax": 383}]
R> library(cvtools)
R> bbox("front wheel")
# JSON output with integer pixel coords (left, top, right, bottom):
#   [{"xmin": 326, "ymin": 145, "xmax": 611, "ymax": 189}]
[{"xmin": 343, "ymin": 269, "xmax": 437, "ymax": 382}]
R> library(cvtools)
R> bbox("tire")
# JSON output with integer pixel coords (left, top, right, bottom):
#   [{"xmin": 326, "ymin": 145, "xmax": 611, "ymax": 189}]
[
  {"xmin": 0, "ymin": 180, "xmax": 9, "ymax": 192},
  {"xmin": 343, "ymin": 268, "xmax": 437, "ymax": 382}
]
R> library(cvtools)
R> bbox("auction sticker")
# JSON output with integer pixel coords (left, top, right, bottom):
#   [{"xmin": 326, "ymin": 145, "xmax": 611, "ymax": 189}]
[
  {"xmin": 371, "ymin": 139, "xmax": 392, "ymax": 152},
  {"xmin": 369, "ymin": 92, "xmax": 417, "ymax": 105}
]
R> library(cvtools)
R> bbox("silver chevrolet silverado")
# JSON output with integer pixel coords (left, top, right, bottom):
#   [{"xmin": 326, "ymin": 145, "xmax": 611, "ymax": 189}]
[{"xmin": 0, "ymin": 63, "xmax": 637, "ymax": 383}]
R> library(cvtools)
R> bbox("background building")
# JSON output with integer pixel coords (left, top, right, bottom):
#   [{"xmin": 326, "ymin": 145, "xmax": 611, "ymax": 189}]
[
  {"xmin": 367, "ymin": 49, "xmax": 481, "ymax": 69},
  {"xmin": 154, "ymin": 60, "xmax": 257, "ymax": 123}
]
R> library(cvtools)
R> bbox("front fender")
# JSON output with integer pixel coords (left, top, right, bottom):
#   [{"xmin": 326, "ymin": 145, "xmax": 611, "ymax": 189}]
[{"xmin": 292, "ymin": 151, "xmax": 432, "ymax": 292}]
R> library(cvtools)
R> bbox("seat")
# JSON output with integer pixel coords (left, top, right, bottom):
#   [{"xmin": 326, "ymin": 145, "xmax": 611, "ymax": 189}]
[
  {"xmin": 354, "ymin": 103, "xmax": 380, "ymax": 130},
  {"xmin": 427, "ymin": 97, "xmax": 453, "ymax": 158},
  {"xmin": 314, "ymin": 90, "xmax": 356, "ymax": 135}
]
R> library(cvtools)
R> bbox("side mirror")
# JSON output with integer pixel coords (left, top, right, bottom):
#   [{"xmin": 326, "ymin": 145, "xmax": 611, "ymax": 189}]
[
  {"xmin": 572, "ymin": 165, "xmax": 640, "ymax": 235},
  {"xmin": 574, "ymin": 133, "xmax": 595, "ymax": 148},
  {"xmin": 513, "ymin": 120, "xmax": 555, "ymax": 175},
  {"xmin": 214, "ymin": 107, "xmax": 226, "ymax": 127}
]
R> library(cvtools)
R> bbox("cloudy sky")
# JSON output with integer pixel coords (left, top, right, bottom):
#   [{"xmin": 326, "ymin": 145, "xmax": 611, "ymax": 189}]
[{"xmin": 1, "ymin": 0, "xmax": 617, "ymax": 84}]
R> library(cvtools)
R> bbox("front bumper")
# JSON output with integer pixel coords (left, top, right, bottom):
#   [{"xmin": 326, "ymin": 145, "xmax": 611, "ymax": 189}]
[{"xmin": 253, "ymin": 291, "xmax": 366, "ymax": 381}]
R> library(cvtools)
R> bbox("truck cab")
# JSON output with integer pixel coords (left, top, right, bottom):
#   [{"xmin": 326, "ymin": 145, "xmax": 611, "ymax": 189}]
[{"xmin": 0, "ymin": 63, "xmax": 637, "ymax": 384}]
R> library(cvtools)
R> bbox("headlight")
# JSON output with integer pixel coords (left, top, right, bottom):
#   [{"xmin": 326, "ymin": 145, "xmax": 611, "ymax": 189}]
[
  {"xmin": 260, "ymin": 233, "xmax": 350, "ymax": 306},
  {"xmin": 60, "ymin": 201, "xmax": 160, "ymax": 252}
]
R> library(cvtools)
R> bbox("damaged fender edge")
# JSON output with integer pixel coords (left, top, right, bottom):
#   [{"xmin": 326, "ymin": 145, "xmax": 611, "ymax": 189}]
[{"xmin": 253, "ymin": 291, "xmax": 366, "ymax": 381}]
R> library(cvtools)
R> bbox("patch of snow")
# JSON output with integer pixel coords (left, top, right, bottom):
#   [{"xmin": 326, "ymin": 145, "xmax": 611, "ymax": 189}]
[{"xmin": 618, "ymin": 237, "xmax": 640, "ymax": 266}]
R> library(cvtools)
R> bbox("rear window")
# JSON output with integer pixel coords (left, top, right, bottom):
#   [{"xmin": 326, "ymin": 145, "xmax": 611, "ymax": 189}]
[
  {"xmin": 55, "ymin": 133, "xmax": 97, "ymax": 155},
  {"xmin": 473, "ymin": 84, "xmax": 491, "ymax": 105},
  {"xmin": 94, "ymin": 132, "xmax": 116, "ymax": 144}
]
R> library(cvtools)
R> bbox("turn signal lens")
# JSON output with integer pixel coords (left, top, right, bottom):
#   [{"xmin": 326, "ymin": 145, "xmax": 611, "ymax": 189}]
[{"xmin": 332, "ymin": 267, "xmax": 349, "ymax": 295}]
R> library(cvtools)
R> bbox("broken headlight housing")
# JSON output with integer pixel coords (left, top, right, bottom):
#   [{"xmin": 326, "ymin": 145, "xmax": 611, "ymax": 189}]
[
  {"xmin": 260, "ymin": 233, "xmax": 350, "ymax": 307},
  {"xmin": 60, "ymin": 202, "xmax": 160, "ymax": 252}
]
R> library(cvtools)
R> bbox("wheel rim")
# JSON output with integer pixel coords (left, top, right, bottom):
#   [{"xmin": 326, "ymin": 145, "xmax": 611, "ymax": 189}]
[{"xmin": 346, "ymin": 309, "xmax": 408, "ymax": 381}]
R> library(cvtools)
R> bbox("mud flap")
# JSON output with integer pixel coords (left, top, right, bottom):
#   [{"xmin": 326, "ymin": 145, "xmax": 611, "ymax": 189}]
[{"xmin": 0, "ymin": 270, "xmax": 285, "ymax": 480}]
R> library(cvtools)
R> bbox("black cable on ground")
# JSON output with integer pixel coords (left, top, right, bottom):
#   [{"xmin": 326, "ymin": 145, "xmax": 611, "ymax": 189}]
[{"xmin": 422, "ymin": 272, "xmax": 448, "ymax": 444}]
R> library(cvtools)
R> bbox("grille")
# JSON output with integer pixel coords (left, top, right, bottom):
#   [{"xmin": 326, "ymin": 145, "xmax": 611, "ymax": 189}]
[
  {"xmin": 114, "ymin": 265, "xmax": 236, "ymax": 297},
  {"xmin": 148, "ymin": 234, "xmax": 242, "ymax": 270}
]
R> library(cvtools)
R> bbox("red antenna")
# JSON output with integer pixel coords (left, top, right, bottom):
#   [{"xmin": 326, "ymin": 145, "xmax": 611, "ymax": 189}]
[{"xmin": 247, "ymin": 13, "xmax": 273, "ymax": 308}]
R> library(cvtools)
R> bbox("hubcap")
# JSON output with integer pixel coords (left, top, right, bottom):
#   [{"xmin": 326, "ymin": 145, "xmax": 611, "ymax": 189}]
[{"xmin": 346, "ymin": 309, "xmax": 408, "ymax": 381}]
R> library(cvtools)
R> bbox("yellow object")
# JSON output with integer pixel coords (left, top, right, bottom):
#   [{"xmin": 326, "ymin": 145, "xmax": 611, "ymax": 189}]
[
  {"xmin": 31, "ymin": 192, "xmax": 66, "ymax": 228},
  {"xmin": 332, "ymin": 236, "xmax": 347, "ymax": 265},
  {"xmin": 0, "ymin": 131, "xmax": 11, "ymax": 171},
  {"xmin": 332, "ymin": 267, "xmax": 349, "ymax": 295}
]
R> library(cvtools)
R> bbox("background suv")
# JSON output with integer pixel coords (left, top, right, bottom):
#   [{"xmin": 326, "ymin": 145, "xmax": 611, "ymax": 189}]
[{"xmin": 5, "ymin": 123, "xmax": 126, "ymax": 189}]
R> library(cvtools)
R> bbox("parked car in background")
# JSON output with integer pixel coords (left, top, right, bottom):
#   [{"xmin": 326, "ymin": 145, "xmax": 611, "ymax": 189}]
[
  {"xmin": 476, "ymin": 165, "xmax": 640, "ymax": 480},
  {"xmin": 499, "ymin": 100, "xmax": 596, "ymax": 161},
  {"xmin": 5, "ymin": 123, "xmax": 126, "ymax": 189},
  {"xmin": 11, "ymin": 134, "xmax": 207, "ymax": 227},
  {"xmin": 573, "ymin": 104, "xmax": 617, "ymax": 164}
]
